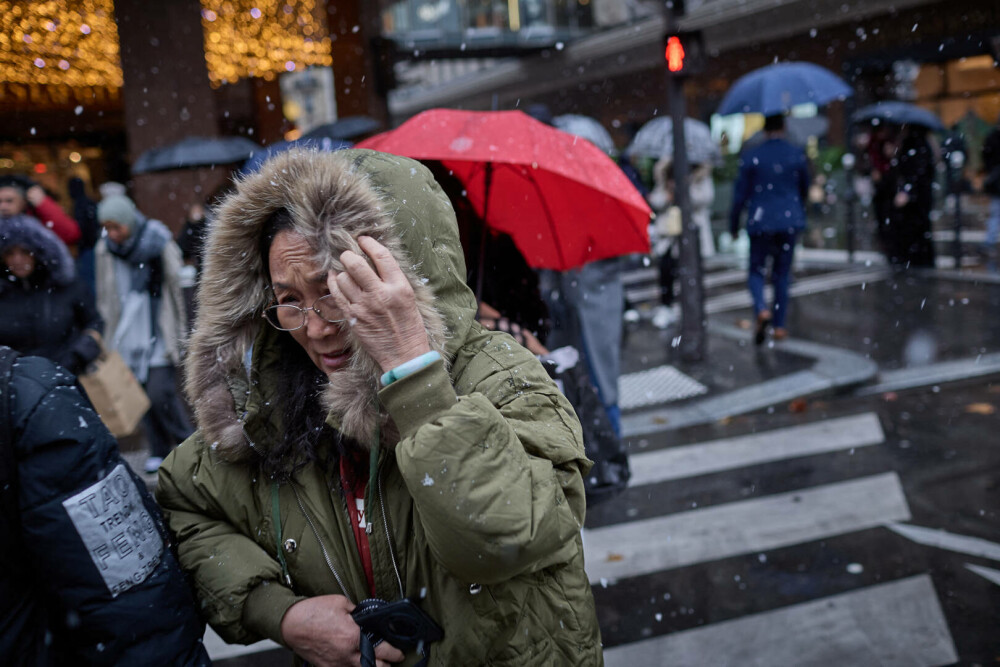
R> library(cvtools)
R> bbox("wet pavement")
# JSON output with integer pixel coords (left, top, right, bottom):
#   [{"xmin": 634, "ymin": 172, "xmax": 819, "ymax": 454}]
[{"xmin": 590, "ymin": 377, "xmax": 1000, "ymax": 665}]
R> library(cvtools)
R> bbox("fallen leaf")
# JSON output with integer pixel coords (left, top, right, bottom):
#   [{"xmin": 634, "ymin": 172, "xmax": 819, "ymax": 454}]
[
  {"xmin": 882, "ymin": 392, "xmax": 898, "ymax": 402},
  {"xmin": 606, "ymin": 553, "xmax": 625, "ymax": 562},
  {"xmin": 788, "ymin": 398, "xmax": 809, "ymax": 413},
  {"xmin": 737, "ymin": 319, "xmax": 752, "ymax": 330},
  {"xmin": 652, "ymin": 416, "xmax": 668, "ymax": 424},
  {"xmin": 964, "ymin": 403, "xmax": 996, "ymax": 415}
]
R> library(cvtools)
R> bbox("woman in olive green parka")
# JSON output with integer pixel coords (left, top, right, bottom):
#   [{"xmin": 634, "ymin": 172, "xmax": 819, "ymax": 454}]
[{"xmin": 155, "ymin": 149, "xmax": 603, "ymax": 666}]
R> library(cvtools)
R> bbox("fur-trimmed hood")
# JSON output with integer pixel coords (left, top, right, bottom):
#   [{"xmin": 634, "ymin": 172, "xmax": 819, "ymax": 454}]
[
  {"xmin": 186, "ymin": 149, "xmax": 478, "ymax": 461},
  {"xmin": 0, "ymin": 214, "xmax": 76, "ymax": 288}
]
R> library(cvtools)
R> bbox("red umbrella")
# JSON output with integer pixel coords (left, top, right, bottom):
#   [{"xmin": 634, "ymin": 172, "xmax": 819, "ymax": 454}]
[{"xmin": 357, "ymin": 109, "xmax": 650, "ymax": 272}]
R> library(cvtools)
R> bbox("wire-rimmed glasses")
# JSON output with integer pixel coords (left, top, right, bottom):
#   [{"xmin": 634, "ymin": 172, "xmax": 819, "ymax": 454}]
[{"xmin": 262, "ymin": 295, "xmax": 347, "ymax": 331}]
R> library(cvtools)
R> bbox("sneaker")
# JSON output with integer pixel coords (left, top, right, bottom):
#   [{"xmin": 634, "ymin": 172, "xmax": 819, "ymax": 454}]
[
  {"xmin": 144, "ymin": 456, "xmax": 164, "ymax": 474},
  {"xmin": 652, "ymin": 305, "xmax": 678, "ymax": 329}
]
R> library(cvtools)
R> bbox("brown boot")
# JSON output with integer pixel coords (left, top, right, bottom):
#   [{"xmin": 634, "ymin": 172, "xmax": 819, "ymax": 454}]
[
  {"xmin": 773, "ymin": 327, "xmax": 789, "ymax": 341},
  {"xmin": 754, "ymin": 310, "xmax": 772, "ymax": 346}
]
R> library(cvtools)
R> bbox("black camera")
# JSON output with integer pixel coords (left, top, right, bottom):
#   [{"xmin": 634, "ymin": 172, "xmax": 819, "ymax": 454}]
[{"xmin": 351, "ymin": 597, "xmax": 443, "ymax": 665}]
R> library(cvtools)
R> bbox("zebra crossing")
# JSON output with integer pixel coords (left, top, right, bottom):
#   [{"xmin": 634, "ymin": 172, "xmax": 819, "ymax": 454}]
[{"xmin": 591, "ymin": 411, "xmax": 961, "ymax": 666}]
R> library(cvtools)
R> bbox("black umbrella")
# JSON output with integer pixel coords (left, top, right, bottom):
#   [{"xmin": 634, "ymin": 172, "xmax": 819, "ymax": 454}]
[
  {"xmin": 302, "ymin": 116, "xmax": 381, "ymax": 142},
  {"xmin": 851, "ymin": 102, "xmax": 944, "ymax": 131},
  {"xmin": 132, "ymin": 136, "xmax": 260, "ymax": 174}
]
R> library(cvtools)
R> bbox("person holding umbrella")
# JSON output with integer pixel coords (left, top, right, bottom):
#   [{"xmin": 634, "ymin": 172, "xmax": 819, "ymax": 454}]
[{"xmin": 730, "ymin": 114, "xmax": 811, "ymax": 344}]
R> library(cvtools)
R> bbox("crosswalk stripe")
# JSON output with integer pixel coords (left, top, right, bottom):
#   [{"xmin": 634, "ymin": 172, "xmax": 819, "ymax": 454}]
[
  {"xmin": 602, "ymin": 574, "xmax": 957, "ymax": 667},
  {"xmin": 628, "ymin": 412, "xmax": 884, "ymax": 487},
  {"xmin": 887, "ymin": 522, "xmax": 1000, "ymax": 561},
  {"xmin": 203, "ymin": 626, "xmax": 281, "ymax": 660},
  {"xmin": 585, "ymin": 472, "xmax": 910, "ymax": 583},
  {"xmin": 705, "ymin": 267, "xmax": 889, "ymax": 313},
  {"xmin": 965, "ymin": 563, "xmax": 1000, "ymax": 587}
]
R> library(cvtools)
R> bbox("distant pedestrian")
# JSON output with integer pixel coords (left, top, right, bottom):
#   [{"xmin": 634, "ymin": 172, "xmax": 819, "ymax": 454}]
[
  {"xmin": 0, "ymin": 347, "xmax": 211, "ymax": 667},
  {"xmin": 981, "ymin": 117, "xmax": 1000, "ymax": 253},
  {"xmin": 0, "ymin": 175, "xmax": 80, "ymax": 247},
  {"xmin": 95, "ymin": 195, "xmax": 192, "ymax": 473},
  {"xmin": 0, "ymin": 215, "xmax": 102, "ymax": 374},
  {"xmin": 68, "ymin": 176, "xmax": 101, "ymax": 292},
  {"xmin": 730, "ymin": 114, "xmax": 810, "ymax": 344},
  {"xmin": 888, "ymin": 126, "xmax": 936, "ymax": 268}
]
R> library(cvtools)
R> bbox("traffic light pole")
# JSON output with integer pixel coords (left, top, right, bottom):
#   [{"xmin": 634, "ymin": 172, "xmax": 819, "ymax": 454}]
[{"xmin": 665, "ymin": 11, "xmax": 706, "ymax": 362}]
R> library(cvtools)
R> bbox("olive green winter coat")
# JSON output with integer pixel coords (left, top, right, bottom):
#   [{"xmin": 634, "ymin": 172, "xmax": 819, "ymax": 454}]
[{"xmin": 156, "ymin": 149, "xmax": 603, "ymax": 666}]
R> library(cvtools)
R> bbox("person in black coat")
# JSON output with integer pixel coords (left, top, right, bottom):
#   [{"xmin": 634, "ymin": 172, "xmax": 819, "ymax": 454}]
[
  {"xmin": 889, "ymin": 127, "xmax": 937, "ymax": 268},
  {"xmin": 0, "ymin": 214, "xmax": 103, "ymax": 373},
  {"xmin": 0, "ymin": 348, "xmax": 211, "ymax": 666}
]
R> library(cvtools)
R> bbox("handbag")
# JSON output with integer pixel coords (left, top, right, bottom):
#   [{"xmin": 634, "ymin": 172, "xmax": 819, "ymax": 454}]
[{"xmin": 78, "ymin": 337, "xmax": 151, "ymax": 438}]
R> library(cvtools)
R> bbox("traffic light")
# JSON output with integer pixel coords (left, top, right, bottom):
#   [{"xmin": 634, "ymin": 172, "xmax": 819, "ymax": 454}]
[{"xmin": 663, "ymin": 31, "xmax": 705, "ymax": 76}]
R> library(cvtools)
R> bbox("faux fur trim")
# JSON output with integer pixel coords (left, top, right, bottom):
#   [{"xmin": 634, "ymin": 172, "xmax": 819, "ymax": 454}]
[{"xmin": 186, "ymin": 149, "xmax": 451, "ymax": 461}]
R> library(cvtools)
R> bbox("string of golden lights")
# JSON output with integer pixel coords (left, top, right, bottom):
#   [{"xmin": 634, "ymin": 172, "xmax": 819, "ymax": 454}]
[
  {"xmin": 200, "ymin": 0, "xmax": 333, "ymax": 87},
  {"xmin": 0, "ymin": 0, "xmax": 333, "ymax": 96}
]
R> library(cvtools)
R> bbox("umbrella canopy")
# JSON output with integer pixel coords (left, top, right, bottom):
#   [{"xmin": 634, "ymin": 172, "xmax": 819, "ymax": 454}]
[
  {"xmin": 241, "ymin": 137, "xmax": 352, "ymax": 175},
  {"xmin": 358, "ymin": 109, "xmax": 650, "ymax": 271},
  {"xmin": 552, "ymin": 114, "xmax": 616, "ymax": 154},
  {"xmin": 132, "ymin": 136, "xmax": 259, "ymax": 174},
  {"xmin": 302, "ymin": 115, "xmax": 381, "ymax": 141},
  {"xmin": 742, "ymin": 114, "xmax": 830, "ymax": 150},
  {"xmin": 717, "ymin": 62, "xmax": 853, "ymax": 117},
  {"xmin": 625, "ymin": 116, "xmax": 721, "ymax": 165},
  {"xmin": 851, "ymin": 102, "xmax": 944, "ymax": 131}
]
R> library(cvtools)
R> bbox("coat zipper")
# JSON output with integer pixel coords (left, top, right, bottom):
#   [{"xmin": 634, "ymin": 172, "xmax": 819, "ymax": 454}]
[
  {"xmin": 290, "ymin": 483, "xmax": 355, "ymax": 605},
  {"xmin": 377, "ymin": 465, "xmax": 406, "ymax": 599}
]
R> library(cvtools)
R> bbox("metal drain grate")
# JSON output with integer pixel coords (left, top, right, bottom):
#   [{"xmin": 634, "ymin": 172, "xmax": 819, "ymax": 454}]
[{"xmin": 618, "ymin": 365, "xmax": 708, "ymax": 410}]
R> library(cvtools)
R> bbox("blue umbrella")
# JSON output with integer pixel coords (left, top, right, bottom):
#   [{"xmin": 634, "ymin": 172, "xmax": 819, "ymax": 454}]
[
  {"xmin": 241, "ymin": 137, "xmax": 352, "ymax": 175},
  {"xmin": 302, "ymin": 115, "xmax": 381, "ymax": 141},
  {"xmin": 851, "ymin": 102, "xmax": 944, "ymax": 131},
  {"xmin": 717, "ymin": 62, "xmax": 853, "ymax": 117}
]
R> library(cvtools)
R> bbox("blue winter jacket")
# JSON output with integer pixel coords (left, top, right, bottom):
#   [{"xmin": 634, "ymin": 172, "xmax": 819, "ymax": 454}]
[
  {"xmin": 0, "ymin": 350, "xmax": 211, "ymax": 666},
  {"xmin": 730, "ymin": 137, "xmax": 810, "ymax": 236}
]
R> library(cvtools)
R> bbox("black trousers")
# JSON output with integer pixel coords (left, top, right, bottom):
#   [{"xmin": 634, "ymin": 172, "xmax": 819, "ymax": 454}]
[{"xmin": 143, "ymin": 365, "xmax": 194, "ymax": 458}]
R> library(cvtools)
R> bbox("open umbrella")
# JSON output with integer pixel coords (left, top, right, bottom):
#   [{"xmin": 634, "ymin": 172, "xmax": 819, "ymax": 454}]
[
  {"xmin": 851, "ymin": 102, "xmax": 944, "ymax": 131},
  {"xmin": 132, "ymin": 136, "xmax": 259, "ymax": 174},
  {"xmin": 717, "ymin": 62, "xmax": 853, "ymax": 117},
  {"xmin": 742, "ymin": 114, "xmax": 830, "ymax": 150},
  {"xmin": 358, "ymin": 109, "xmax": 650, "ymax": 272},
  {"xmin": 624, "ymin": 116, "xmax": 721, "ymax": 165},
  {"xmin": 552, "ymin": 114, "xmax": 616, "ymax": 154},
  {"xmin": 302, "ymin": 115, "xmax": 381, "ymax": 141},
  {"xmin": 241, "ymin": 137, "xmax": 353, "ymax": 175}
]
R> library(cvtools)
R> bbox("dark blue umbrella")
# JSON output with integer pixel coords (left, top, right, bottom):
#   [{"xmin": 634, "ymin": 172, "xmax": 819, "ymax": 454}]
[
  {"xmin": 851, "ymin": 102, "xmax": 944, "ymax": 131},
  {"xmin": 717, "ymin": 62, "xmax": 853, "ymax": 117},
  {"xmin": 132, "ymin": 136, "xmax": 260, "ymax": 174},
  {"xmin": 302, "ymin": 115, "xmax": 381, "ymax": 141},
  {"xmin": 240, "ymin": 137, "xmax": 352, "ymax": 175}
]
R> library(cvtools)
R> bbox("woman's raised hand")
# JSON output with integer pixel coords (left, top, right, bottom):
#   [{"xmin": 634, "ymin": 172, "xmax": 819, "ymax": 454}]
[{"xmin": 328, "ymin": 236, "xmax": 431, "ymax": 373}]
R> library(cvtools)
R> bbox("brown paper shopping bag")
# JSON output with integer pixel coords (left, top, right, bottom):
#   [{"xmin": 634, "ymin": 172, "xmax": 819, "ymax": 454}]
[{"xmin": 78, "ymin": 343, "xmax": 151, "ymax": 438}]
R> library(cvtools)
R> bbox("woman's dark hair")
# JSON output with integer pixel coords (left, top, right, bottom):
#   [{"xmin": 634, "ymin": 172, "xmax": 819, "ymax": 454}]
[
  {"xmin": 256, "ymin": 206, "xmax": 354, "ymax": 480},
  {"xmin": 259, "ymin": 207, "xmax": 295, "ymax": 285}
]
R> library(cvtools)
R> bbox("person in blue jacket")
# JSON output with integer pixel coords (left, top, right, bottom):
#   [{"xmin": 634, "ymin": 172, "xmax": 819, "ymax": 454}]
[
  {"xmin": 730, "ymin": 114, "xmax": 811, "ymax": 344},
  {"xmin": 0, "ymin": 347, "xmax": 211, "ymax": 666}
]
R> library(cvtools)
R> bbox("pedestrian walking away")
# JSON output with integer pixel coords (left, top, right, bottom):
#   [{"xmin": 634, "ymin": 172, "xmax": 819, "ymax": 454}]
[
  {"xmin": 0, "ymin": 347, "xmax": 211, "ymax": 667},
  {"xmin": 155, "ymin": 149, "xmax": 602, "ymax": 667},
  {"xmin": 0, "ymin": 215, "xmax": 103, "ymax": 374},
  {"xmin": 95, "ymin": 194, "xmax": 192, "ymax": 473},
  {"xmin": 730, "ymin": 114, "xmax": 811, "ymax": 344}
]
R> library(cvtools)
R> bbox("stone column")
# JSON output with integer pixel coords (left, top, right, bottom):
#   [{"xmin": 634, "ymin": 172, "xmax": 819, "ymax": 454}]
[
  {"xmin": 114, "ymin": 0, "xmax": 228, "ymax": 232},
  {"xmin": 326, "ymin": 0, "xmax": 390, "ymax": 126}
]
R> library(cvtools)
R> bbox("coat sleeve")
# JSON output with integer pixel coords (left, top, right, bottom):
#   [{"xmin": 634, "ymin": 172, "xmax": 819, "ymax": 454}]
[
  {"xmin": 381, "ymin": 346, "xmax": 590, "ymax": 585},
  {"xmin": 156, "ymin": 437, "xmax": 306, "ymax": 645},
  {"xmin": 32, "ymin": 197, "xmax": 81, "ymax": 245},
  {"xmin": 11, "ymin": 357, "xmax": 210, "ymax": 666}
]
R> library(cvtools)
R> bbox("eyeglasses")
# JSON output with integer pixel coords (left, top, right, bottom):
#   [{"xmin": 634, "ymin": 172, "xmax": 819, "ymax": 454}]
[{"xmin": 262, "ymin": 294, "xmax": 347, "ymax": 331}]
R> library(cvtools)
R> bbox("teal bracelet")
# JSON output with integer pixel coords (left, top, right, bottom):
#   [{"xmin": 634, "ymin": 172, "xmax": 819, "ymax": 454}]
[{"xmin": 380, "ymin": 351, "xmax": 441, "ymax": 387}]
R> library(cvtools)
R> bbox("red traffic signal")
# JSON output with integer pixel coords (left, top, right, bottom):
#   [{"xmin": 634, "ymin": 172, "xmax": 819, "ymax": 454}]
[{"xmin": 663, "ymin": 31, "xmax": 705, "ymax": 76}]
